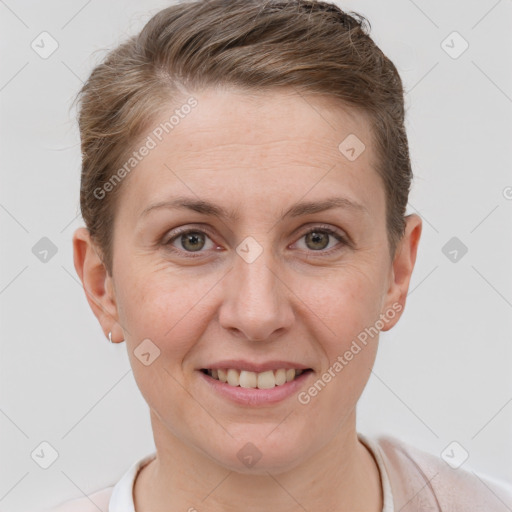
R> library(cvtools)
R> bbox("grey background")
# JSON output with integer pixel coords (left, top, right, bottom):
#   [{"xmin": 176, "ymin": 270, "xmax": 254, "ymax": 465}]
[{"xmin": 1, "ymin": 0, "xmax": 511, "ymax": 510}]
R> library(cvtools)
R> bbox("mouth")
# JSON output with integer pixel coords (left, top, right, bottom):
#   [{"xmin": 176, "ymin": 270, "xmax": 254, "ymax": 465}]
[{"xmin": 200, "ymin": 368, "xmax": 313, "ymax": 389}]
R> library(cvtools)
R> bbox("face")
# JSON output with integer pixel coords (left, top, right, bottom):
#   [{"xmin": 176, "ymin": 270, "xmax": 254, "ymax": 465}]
[{"xmin": 74, "ymin": 87, "xmax": 421, "ymax": 474}]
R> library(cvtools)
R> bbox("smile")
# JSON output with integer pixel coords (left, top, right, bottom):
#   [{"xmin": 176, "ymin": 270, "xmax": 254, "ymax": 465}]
[{"xmin": 200, "ymin": 368, "xmax": 312, "ymax": 389}]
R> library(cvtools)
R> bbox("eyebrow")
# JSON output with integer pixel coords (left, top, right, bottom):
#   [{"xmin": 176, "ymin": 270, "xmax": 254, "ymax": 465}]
[{"xmin": 139, "ymin": 195, "xmax": 369, "ymax": 222}]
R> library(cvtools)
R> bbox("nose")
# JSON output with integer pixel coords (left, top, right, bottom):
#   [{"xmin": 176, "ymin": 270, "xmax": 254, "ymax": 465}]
[{"xmin": 218, "ymin": 245, "xmax": 295, "ymax": 342}]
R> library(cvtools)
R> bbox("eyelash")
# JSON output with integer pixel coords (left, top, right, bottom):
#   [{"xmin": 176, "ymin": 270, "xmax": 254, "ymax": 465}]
[{"xmin": 162, "ymin": 225, "xmax": 349, "ymax": 258}]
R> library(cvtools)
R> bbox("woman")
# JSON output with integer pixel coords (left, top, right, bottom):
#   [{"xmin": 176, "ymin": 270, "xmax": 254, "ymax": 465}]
[{"xmin": 49, "ymin": 0, "xmax": 512, "ymax": 510}]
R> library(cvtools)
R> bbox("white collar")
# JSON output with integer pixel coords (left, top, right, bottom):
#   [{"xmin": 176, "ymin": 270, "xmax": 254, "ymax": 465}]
[
  {"xmin": 358, "ymin": 433, "xmax": 395, "ymax": 512},
  {"xmin": 108, "ymin": 451, "xmax": 156, "ymax": 512},
  {"xmin": 108, "ymin": 435, "xmax": 393, "ymax": 511}
]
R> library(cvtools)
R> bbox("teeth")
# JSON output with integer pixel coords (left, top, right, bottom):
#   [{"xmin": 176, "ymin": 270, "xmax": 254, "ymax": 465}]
[
  {"xmin": 227, "ymin": 369, "xmax": 240, "ymax": 386},
  {"xmin": 285, "ymin": 368, "xmax": 295, "ymax": 382},
  {"xmin": 257, "ymin": 370, "xmax": 275, "ymax": 389},
  {"xmin": 275, "ymin": 368, "xmax": 287, "ymax": 386},
  {"xmin": 239, "ymin": 370, "xmax": 257, "ymax": 388},
  {"xmin": 206, "ymin": 368, "xmax": 306, "ymax": 388}
]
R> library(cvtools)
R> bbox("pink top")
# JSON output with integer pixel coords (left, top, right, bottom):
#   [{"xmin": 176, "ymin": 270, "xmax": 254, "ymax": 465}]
[{"xmin": 44, "ymin": 434, "xmax": 512, "ymax": 512}]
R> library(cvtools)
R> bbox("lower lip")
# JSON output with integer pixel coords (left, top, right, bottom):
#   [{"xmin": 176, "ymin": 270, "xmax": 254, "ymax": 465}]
[{"xmin": 197, "ymin": 370, "xmax": 313, "ymax": 406}]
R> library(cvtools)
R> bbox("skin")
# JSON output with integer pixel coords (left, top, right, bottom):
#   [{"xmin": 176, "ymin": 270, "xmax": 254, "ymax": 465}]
[{"xmin": 73, "ymin": 87, "xmax": 422, "ymax": 512}]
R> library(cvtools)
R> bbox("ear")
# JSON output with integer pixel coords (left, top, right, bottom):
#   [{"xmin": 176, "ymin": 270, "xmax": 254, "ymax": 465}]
[
  {"xmin": 380, "ymin": 213, "xmax": 422, "ymax": 331},
  {"xmin": 72, "ymin": 227, "xmax": 123, "ymax": 342}
]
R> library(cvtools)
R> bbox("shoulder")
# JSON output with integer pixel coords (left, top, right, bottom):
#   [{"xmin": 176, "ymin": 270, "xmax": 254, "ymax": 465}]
[
  {"xmin": 41, "ymin": 486, "xmax": 113, "ymax": 512},
  {"xmin": 372, "ymin": 434, "xmax": 512, "ymax": 512},
  {"xmin": 41, "ymin": 451, "xmax": 156, "ymax": 512}
]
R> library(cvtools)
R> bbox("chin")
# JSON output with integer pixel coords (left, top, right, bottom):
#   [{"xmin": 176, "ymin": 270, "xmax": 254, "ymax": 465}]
[{"xmin": 206, "ymin": 428, "xmax": 312, "ymax": 475}]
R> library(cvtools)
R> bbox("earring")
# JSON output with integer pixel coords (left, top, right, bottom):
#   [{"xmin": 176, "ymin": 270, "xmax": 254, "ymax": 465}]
[{"xmin": 108, "ymin": 331, "xmax": 125, "ymax": 343}]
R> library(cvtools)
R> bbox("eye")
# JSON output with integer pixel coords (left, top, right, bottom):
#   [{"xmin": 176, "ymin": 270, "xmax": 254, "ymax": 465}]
[
  {"xmin": 164, "ymin": 228, "xmax": 217, "ymax": 255},
  {"xmin": 163, "ymin": 224, "xmax": 349, "ymax": 258},
  {"xmin": 294, "ymin": 226, "xmax": 348, "ymax": 254}
]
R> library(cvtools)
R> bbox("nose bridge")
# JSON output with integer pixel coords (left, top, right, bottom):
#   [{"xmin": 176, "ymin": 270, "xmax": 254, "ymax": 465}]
[
  {"xmin": 238, "ymin": 249, "xmax": 279, "ymax": 305},
  {"xmin": 219, "ymin": 237, "xmax": 293, "ymax": 341}
]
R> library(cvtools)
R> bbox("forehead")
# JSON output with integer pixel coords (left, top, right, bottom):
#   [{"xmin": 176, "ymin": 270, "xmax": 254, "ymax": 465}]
[
  {"xmin": 161, "ymin": 87, "xmax": 371, "ymax": 161},
  {"xmin": 116, "ymin": 87, "xmax": 383, "ymax": 221}
]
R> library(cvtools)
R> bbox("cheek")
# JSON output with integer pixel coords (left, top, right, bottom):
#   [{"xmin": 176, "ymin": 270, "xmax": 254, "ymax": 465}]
[
  {"xmin": 296, "ymin": 263, "xmax": 385, "ymax": 345},
  {"xmin": 116, "ymin": 266, "xmax": 226, "ymax": 388},
  {"xmin": 118, "ymin": 263, "xmax": 206, "ymax": 332},
  {"xmin": 292, "ymin": 266, "xmax": 383, "ymax": 410},
  {"xmin": 117, "ymin": 272, "xmax": 206, "ymax": 421}
]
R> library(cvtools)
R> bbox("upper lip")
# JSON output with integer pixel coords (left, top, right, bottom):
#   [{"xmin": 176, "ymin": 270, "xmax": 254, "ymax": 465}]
[{"xmin": 200, "ymin": 360, "xmax": 312, "ymax": 373}]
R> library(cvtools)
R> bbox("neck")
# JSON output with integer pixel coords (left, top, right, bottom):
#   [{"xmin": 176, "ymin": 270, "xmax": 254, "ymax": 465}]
[{"xmin": 134, "ymin": 409, "xmax": 382, "ymax": 512}]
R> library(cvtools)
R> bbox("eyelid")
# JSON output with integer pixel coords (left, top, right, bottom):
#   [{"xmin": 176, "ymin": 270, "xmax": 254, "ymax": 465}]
[{"xmin": 163, "ymin": 224, "xmax": 216, "ymax": 244}]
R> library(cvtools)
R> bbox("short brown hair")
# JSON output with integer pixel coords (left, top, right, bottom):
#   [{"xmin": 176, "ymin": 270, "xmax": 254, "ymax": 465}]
[{"xmin": 74, "ymin": 0, "xmax": 412, "ymax": 276}]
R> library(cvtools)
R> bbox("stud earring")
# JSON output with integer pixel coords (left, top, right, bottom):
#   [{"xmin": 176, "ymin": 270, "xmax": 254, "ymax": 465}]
[{"xmin": 108, "ymin": 331, "xmax": 125, "ymax": 343}]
